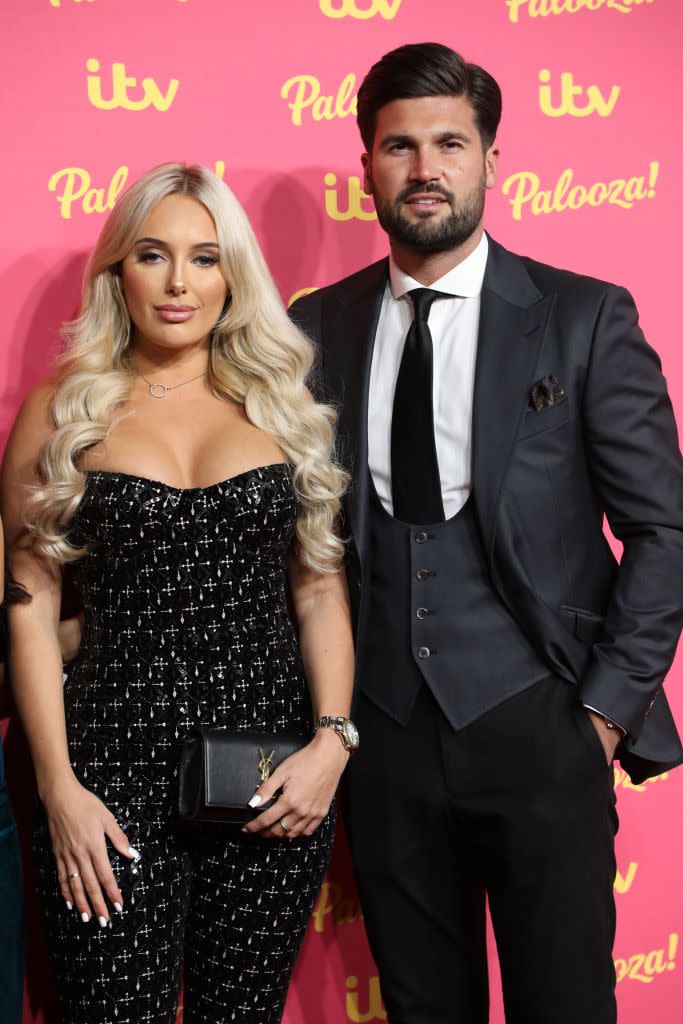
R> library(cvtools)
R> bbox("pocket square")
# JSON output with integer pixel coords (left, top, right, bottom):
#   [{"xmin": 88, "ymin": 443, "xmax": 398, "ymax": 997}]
[{"xmin": 528, "ymin": 374, "xmax": 566, "ymax": 412}]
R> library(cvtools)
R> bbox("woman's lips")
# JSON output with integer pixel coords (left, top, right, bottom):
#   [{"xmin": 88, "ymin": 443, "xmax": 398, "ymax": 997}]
[{"xmin": 154, "ymin": 305, "xmax": 197, "ymax": 323}]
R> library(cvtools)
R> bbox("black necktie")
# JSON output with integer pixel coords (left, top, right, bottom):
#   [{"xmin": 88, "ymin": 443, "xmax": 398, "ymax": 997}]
[{"xmin": 390, "ymin": 287, "xmax": 446, "ymax": 524}]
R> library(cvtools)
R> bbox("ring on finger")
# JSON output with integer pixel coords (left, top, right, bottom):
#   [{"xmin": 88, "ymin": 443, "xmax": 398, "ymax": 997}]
[
  {"xmin": 279, "ymin": 816, "xmax": 292, "ymax": 832},
  {"xmin": 68, "ymin": 871, "xmax": 81, "ymax": 880}
]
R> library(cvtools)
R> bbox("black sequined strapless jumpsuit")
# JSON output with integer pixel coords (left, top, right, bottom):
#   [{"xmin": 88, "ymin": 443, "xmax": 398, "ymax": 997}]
[{"xmin": 34, "ymin": 464, "xmax": 335, "ymax": 1024}]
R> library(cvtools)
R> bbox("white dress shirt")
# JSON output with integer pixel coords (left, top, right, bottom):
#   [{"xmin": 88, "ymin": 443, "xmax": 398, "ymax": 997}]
[{"xmin": 368, "ymin": 232, "xmax": 489, "ymax": 518}]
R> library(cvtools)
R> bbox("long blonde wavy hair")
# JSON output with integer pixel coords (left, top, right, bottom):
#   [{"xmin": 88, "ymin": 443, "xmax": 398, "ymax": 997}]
[{"xmin": 26, "ymin": 163, "xmax": 348, "ymax": 572}]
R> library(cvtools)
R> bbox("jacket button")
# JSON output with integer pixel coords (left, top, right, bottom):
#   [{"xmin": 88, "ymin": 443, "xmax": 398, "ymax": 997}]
[
  {"xmin": 417, "ymin": 646, "xmax": 431, "ymax": 659},
  {"xmin": 415, "ymin": 531, "xmax": 429, "ymax": 544},
  {"xmin": 416, "ymin": 607, "xmax": 429, "ymax": 619},
  {"xmin": 416, "ymin": 568, "xmax": 431, "ymax": 581}
]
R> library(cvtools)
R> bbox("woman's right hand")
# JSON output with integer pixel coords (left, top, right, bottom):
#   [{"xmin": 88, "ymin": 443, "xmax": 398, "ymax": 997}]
[{"xmin": 42, "ymin": 774, "xmax": 137, "ymax": 926}]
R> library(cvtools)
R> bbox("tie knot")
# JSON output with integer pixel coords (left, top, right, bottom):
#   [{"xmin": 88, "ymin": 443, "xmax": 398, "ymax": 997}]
[{"xmin": 408, "ymin": 287, "xmax": 447, "ymax": 322}]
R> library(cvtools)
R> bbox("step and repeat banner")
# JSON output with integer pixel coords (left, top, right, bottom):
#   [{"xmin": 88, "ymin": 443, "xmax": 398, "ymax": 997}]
[{"xmin": 1, "ymin": 1, "xmax": 681, "ymax": 1022}]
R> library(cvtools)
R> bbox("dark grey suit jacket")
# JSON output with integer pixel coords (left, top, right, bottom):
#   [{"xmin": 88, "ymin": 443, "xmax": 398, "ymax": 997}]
[{"xmin": 291, "ymin": 234, "xmax": 683, "ymax": 783}]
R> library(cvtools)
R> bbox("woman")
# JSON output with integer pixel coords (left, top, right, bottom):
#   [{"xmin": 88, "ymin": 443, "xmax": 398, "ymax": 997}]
[{"xmin": 2, "ymin": 163, "xmax": 355, "ymax": 1024}]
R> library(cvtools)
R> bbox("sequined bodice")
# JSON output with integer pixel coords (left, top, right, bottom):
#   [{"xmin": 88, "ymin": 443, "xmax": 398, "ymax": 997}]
[{"xmin": 71, "ymin": 464, "xmax": 297, "ymax": 663}]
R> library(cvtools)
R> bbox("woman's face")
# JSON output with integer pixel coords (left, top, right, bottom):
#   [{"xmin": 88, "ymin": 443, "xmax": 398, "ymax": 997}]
[{"xmin": 121, "ymin": 194, "xmax": 228, "ymax": 354}]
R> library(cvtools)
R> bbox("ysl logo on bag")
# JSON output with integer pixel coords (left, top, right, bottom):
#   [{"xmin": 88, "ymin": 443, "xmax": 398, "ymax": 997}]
[{"xmin": 258, "ymin": 748, "xmax": 275, "ymax": 782}]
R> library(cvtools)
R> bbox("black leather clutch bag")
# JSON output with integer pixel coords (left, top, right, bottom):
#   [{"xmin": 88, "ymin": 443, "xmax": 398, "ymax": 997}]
[{"xmin": 177, "ymin": 728, "xmax": 307, "ymax": 827}]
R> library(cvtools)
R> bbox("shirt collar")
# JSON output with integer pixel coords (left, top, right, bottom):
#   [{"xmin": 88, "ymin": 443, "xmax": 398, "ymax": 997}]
[{"xmin": 389, "ymin": 231, "xmax": 489, "ymax": 301}]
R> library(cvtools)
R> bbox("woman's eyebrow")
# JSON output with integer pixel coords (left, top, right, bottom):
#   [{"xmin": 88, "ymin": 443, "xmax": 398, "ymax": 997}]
[{"xmin": 133, "ymin": 237, "xmax": 219, "ymax": 249}]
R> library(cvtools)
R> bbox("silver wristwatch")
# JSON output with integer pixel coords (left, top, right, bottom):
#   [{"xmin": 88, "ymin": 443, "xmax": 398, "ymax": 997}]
[{"xmin": 314, "ymin": 715, "xmax": 360, "ymax": 754}]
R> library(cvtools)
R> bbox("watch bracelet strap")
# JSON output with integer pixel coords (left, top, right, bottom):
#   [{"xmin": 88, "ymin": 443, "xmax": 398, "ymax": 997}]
[
  {"xmin": 313, "ymin": 716, "xmax": 357, "ymax": 753},
  {"xmin": 315, "ymin": 716, "xmax": 348, "ymax": 728}
]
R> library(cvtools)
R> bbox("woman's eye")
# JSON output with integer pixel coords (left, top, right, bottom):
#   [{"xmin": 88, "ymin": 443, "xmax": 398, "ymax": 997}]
[
  {"xmin": 135, "ymin": 251, "xmax": 218, "ymax": 267},
  {"xmin": 193, "ymin": 254, "xmax": 219, "ymax": 267},
  {"xmin": 137, "ymin": 251, "xmax": 164, "ymax": 264}
]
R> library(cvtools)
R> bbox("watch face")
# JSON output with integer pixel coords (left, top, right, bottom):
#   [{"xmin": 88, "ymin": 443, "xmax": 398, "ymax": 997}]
[{"xmin": 342, "ymin": 720, "xmax": 359, "ymax": 750}]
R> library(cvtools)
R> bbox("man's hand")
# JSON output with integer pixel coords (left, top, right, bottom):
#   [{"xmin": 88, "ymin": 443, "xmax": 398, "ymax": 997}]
[{"xmin": 587, "ymin": 710, "xmax": 622, "ymax": 765}]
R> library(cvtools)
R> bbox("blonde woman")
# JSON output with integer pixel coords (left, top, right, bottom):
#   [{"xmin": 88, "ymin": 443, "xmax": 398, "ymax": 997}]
[{"xmin": 1, "ymin": 163, "xmax": 355, "ymax": 1024}]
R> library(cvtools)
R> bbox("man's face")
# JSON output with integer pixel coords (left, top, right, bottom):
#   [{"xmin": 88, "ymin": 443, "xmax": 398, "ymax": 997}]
[{"xmin": 362, "ymin": 95, "xmax": 499, "ymax": 253}]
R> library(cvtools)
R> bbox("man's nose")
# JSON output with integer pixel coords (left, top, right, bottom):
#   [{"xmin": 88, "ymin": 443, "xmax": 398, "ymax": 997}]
[{"xmin": 408, "ymin": 148, "xmax": 440, "ymax": 183}]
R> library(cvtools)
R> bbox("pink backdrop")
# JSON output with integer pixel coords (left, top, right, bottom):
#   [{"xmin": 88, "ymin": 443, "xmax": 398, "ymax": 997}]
[{"xmin": 1, "ymin": 1, "xmax": 682, "ymax": 1022}]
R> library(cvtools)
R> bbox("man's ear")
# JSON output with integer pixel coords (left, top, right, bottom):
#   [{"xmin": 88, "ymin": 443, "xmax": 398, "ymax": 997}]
[
  {"xmin": 485, "ymin": 145, "xmax": 500, "ymax": 190},
  {"xmin": 361, "ymin": 152, "xmax": 372, "ymax": 195}
]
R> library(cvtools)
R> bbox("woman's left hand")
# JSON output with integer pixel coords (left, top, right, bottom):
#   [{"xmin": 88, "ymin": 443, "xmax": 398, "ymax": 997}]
[{"xmin": 243, "ymin": 728, "xmax": 350, "ymax": 839}]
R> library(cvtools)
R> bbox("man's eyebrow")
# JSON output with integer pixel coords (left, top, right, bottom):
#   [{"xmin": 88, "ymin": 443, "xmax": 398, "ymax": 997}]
[
  {"xmin": 435, "ymin": 129, "xmax": 472, "ymax": 143},
  {"xmin": 379, "ymin": 129, "xmax": 472, "ymax": 148},
  {"xmin": 133, "ymin": 237, "xmax": 219, "ymax": 248}
]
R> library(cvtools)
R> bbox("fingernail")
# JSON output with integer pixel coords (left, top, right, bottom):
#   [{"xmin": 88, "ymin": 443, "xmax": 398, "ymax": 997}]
[
  {"xmin": 241, "ymin": 827, "xmax": 249, "ymax": 833},
  {"xmin": 81, "ymin": 912, "xmax": 90, "ymax": 923},
  {"xmin": 98, "ymin": 916, "xmax": 108, "ymax": 928},
  {"xmin": 248, "ymin": 795, "xmax": 262, "ymax": 808},
  {"xmin": 114, "ymin": 902, "xmax": 123, "ymax": 913},
  {"xmin": 128, "ymin": 846, "xmax": 140, "ymax": 859},
  {"xmin": 66, "ymin": 901, "xmax": 73, "ymax": 910}
]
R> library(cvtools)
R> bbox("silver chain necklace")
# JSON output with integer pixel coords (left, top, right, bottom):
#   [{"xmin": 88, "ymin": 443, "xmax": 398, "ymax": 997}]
[{"xmin": 137, "ymin": 368, "xmax": 207, "ymax": 399}]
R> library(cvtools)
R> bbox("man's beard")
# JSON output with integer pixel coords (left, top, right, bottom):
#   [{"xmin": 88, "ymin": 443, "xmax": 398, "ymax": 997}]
[{"xmin": 373, "ymin": 176, "xmax": 486, "ymax": 253}]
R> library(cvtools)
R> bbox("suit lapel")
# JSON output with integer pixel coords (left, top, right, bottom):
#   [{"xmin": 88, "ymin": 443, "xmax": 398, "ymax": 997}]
[
  {"xmin": 324, "ymin": 260, "xmax": 387, "ymax": 562},
  {"xmin": 472, "ymin": 238, "xmax": 555, "ymax": 556}
]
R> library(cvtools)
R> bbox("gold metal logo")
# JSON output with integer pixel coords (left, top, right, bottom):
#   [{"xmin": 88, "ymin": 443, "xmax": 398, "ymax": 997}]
[{"xmin": 258, "ymin": 748, "xmax": 275, "ymax": 783}]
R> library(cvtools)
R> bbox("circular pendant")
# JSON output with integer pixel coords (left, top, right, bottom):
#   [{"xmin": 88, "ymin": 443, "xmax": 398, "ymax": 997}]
[{"xmin": 149, "ymin": 383, "xmax": 168, "ymax": 399}]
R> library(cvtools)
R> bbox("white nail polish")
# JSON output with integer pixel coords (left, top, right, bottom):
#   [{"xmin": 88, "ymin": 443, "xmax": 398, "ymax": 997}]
[
  {"xmin": 66, "ymin": 901, "xmax": 73, "ymax": 910},
  {"xmin": 98, "ymin": 916, "xmax": 108, "ymax": 928},
  {"xmin": 81, "ymin": 912, "xmax": 90, "ymax": 923},
  {"xmin": 128, "ymin": 846, "xmax": 140, "ymax": 859},
  {"xmin": 248, "ymin": 794, "xmax": 262, "ymax": 808},
  {"xmin": 114, "ymin": 902, "xmax": 123, "ymax": 913}
]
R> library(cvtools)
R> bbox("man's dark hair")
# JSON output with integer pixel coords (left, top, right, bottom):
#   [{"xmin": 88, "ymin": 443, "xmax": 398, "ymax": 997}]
[{"xmin": 356, "ymin": 42, "xmax": 502, "ymax": 152}]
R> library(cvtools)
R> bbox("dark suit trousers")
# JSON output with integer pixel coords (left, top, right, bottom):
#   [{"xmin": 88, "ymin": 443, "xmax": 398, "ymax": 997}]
[{"xmin": 346, "ymin": 676, "xmax": 618, "ymax": 1024}]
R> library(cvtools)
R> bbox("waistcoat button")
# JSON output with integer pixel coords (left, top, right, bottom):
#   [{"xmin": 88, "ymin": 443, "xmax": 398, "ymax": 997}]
[
  {"xmin": 417, "ymin": 646, "xmax": 431, "ymax": 659},
  {"xmin": 416, "ymin": 568, "xmax": 431, "ymax": 581},
  {"xmin": 415, "ymin": 531, "xmax": 428, "ymax": 544},
  {"xmin": 416, "ymin": 607, "xmax": 429, "ymax": 619}
]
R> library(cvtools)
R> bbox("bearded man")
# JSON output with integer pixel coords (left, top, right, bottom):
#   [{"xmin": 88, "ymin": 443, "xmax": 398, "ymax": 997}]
[{"xmin": 291, "ymin": 42, "xmax": 683, "ymax": 1024}]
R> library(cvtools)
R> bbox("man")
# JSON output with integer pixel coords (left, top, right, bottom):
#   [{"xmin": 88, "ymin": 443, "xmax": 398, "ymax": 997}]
[{"xmin": 291, "ymin": 43, "xmax": 683, "ymax": 1023}]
